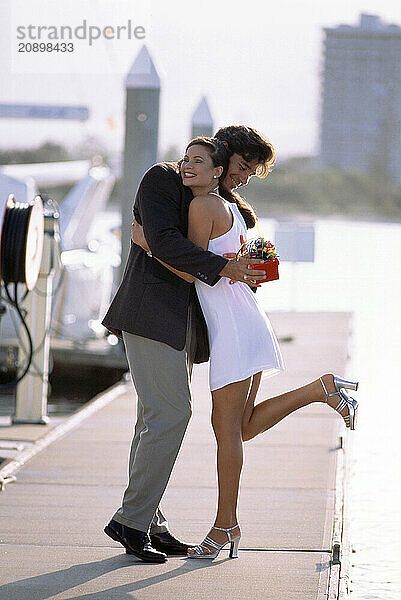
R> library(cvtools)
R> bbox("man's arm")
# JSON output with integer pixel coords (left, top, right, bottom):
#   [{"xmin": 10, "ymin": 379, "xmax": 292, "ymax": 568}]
[
  {"xmin": 133, "ymin": 167, "xmax": 266, "ymax": 286},
  {"xmin": 130, "ymin": 220, "xmax": 194, "ymax": 282},
  {"xmin": 136, "ymin": 164, "xmax": 227, "ymax": 286}
]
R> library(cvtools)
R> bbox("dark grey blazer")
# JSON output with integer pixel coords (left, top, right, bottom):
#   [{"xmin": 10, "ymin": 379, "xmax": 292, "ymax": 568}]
[{"xmin": 101, "ymin": 162, "xmax": 228, "ymax": 363}]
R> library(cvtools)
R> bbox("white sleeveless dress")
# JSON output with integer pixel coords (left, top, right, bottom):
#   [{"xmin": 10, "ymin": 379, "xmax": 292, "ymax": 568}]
[{"xmin": 195, "ymin": 200, "xmax": 284, "ymax": 391}]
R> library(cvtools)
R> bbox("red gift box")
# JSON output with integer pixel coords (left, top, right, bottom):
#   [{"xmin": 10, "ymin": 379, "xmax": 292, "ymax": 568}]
[{"xmin": 251, "ymin": 257, "xmax": 279, "ymax": 283}]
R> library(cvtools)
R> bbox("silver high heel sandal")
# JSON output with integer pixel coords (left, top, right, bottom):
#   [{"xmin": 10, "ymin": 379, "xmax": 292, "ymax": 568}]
[
  {"xmin": 320, "ymin": 376, "xmax": 359, "ymax": 430},
  {"xmin": 187, "ymin": 525, "xmax": 241, "ymax": 559}
]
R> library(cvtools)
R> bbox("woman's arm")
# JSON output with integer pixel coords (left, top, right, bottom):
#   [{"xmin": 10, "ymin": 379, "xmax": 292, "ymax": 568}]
[
  {"xmin": 131, "ymin": 220, "xmax": 150, "ymax": 251},
  {"xmin": 161, "ymin": 196, "xmax": 214, "ymax": 282},
  {"xmin": 187, "ymin": 196, "xmax": 214, "ymax": 251},
  {"xmin": 156, "ymin": 260, "xmax": 194, "ymax": 283},
  {"xmin": 156, "ymin": 197, "xmax": 214, "ymax": 283}
]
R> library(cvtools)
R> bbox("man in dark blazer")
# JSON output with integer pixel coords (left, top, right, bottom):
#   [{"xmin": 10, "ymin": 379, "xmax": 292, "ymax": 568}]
[{"xmin": 102, "ymin": 126, "xmax": 274, "ymax": 562}]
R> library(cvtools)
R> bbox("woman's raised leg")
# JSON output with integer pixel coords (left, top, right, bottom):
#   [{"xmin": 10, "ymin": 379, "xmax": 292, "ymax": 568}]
[{"xmin": 241, "ymin": 372, "xmax": 356, "ymax": 441}]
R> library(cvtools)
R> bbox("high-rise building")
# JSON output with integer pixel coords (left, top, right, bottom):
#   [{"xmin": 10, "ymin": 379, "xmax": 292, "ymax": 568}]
[{"xmin": 319, "ymin": 13, "xmax": 401, "ymax": 183}]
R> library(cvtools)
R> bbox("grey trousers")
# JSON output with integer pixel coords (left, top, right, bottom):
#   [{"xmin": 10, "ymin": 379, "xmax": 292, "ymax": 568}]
[{"xmin": 113, "ymin": 308, "xmax": 196, "ymax": 533}]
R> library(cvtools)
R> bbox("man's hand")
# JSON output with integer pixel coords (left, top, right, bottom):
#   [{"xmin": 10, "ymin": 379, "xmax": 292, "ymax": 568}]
[
  {"xmin": 219, "ymin": 257, "xmax": 264, "ymax": 287},
  {"xmin": 220, "ymin": 234, "xmax": 263, "ymax": 287},
  {"xmin": 131, "ymin": 219, "xmax": 150, "ymax": 252}
]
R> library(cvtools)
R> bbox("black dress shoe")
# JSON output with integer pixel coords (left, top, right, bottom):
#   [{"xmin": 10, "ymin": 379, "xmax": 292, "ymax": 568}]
[
  {"xmin": 149, "ymin": 531, "xmax": 195, "ymax": 556},
  {"xmin": 104, "ymin": 519, "xmax": 167, "ymax": 563}
]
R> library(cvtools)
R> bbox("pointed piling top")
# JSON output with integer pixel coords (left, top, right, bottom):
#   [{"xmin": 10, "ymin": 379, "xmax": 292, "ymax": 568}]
[
  {"xmin": 192, "ymin": 97, "xmax": 213, "ymax": 126},
  {"xmin": 125, "ymin": 45, "xmax": 160, "ymax": 89}
]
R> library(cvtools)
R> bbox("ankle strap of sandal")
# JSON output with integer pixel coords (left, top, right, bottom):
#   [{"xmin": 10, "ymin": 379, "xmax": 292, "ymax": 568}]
[
  {"xmin": 320, "ymin": 376, "xmax": 340, "ymax": 402},
  {"xmin": 212, "ymin": 524, "xmax": 239, "ymax": 541}
]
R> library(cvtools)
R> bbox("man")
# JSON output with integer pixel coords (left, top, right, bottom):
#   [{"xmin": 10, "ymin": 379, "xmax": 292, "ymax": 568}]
[{"xmin": 102, "ymin": 125, "xmax": 275, "ymax": 563}]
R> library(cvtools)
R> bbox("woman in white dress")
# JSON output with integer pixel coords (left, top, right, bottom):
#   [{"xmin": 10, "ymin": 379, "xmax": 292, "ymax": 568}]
[{"xmin": 132, "ymin": 136, "xmax": 359, "ymax": 560}]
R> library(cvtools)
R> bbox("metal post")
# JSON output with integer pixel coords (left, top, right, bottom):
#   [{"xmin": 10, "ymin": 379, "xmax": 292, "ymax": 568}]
[
  {"xmin": 120, "ymin": 45, "xmax": 160, "ymax": 281},
  {"xmin": 13, "ymin": 214, "xmax": 59, "ymax": 424},
  {"xmin": 191, "ymin": 96, "xmax": 213, "ymax": 139}
]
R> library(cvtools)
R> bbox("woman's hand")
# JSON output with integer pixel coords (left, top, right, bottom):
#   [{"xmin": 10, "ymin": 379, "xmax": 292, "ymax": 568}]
[{"xmin": 131, "ymin": 219, "xmax": 150, "ymax": 252}]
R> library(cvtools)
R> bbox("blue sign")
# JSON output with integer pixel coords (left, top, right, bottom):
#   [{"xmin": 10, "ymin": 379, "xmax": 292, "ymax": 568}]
[
  {"xmin": 275, "ymin": 222, "xmax": 315, "ymax": 263},
  {"xmin": 0, "ymin": 103, "xmax": 89, "ymax": 121}
]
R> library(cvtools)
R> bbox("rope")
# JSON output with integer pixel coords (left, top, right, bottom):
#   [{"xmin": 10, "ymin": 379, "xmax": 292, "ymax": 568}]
[
  {"xmin": 0, "ymin": 195, "xmax": 44, "ymax": 387},
  {"xmin": 0, "ymin": 282, "xmax": 34, "ymax": 387},
  {"xmin": 1, "ymin": 195, "xmax": 44, "ymax": 289}
]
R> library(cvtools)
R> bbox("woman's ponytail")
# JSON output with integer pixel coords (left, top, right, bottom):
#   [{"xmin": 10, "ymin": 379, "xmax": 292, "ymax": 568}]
[{"xmin": 218, "ymin": 186, "xmax": 257, "ymax": 230}]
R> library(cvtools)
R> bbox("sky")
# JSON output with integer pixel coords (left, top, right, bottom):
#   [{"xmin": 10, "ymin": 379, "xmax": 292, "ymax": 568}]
[{"xmin": 1, "ymin": 0, "xmax": 401, "ymax": 160}]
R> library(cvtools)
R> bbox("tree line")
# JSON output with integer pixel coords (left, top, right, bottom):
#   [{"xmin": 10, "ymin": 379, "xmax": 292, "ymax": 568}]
[{"xmin": 2, "ymin": 143, "xmax": 401, "ymax": 222}]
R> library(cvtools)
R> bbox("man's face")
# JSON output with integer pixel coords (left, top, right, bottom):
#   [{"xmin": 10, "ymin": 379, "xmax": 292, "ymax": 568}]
[{"xmin": 222, "ymin": 153, "xmax": 259, "ymax": 190}]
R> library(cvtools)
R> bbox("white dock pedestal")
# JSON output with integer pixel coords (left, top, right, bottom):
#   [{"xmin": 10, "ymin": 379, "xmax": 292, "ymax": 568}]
[{"xmin": 13, "ymin": 215, "xmax": 60, "ymax": 424}]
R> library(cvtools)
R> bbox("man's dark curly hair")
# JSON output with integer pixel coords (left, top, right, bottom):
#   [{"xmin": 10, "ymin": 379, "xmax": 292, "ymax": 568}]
[
  {"xmin": 214, "ymin": 125, "xmax": 276, "ymax": 177},
  {"xmin": 182, "ymin": 135, "xmax": 260, "ymax": 228}
]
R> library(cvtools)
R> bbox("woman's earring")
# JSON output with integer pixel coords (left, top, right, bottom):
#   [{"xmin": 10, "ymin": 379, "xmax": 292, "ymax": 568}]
[{"xmin": 213, "ymin": 175, "xmax": 217, "ymax": 179}]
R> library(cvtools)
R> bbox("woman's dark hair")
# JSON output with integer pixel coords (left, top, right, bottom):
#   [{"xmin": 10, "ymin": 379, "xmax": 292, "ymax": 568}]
[{"xmin": 183, "ymin": 136, "xmax": 257, "ymax": 229}]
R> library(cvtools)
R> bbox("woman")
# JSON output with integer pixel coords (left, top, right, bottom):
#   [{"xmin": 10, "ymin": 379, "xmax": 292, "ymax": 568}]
[{"xmin": 132, "ymin": 136, "xmax": 359, "ymax": 559}]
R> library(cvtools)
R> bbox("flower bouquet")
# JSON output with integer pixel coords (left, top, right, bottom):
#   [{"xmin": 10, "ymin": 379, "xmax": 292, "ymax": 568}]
[{"xmin": 236, "ymin": 237, "xmax": 279, "ymax": 283}]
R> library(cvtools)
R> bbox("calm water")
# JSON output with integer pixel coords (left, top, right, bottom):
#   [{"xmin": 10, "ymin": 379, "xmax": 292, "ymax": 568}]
[{"xmin": 256, "ymin": 217, "xmax": 401, "ymax": 599}]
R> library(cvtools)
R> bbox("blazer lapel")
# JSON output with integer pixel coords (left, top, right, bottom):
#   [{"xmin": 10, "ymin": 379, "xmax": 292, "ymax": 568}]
[{"xmin": 179, "ymin": 181, "xmax": 193, "ymax": 235}]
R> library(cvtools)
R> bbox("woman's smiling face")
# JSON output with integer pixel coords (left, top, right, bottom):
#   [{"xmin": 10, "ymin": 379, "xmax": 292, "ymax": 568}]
[{"xmin": 181, "ymin": 144, "xmax": 220, "ymax": 188}]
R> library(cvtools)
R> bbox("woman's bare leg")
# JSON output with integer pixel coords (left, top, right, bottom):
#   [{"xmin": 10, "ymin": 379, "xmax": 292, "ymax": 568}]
[
  {"xmin": 242, "ymin": 372, "xmax": 346, "ymax": 441},
  {"xmin": 188, "ymin": 372, "xmax": 347, "ymax": 554},
  {"xmin": 241, "ymin": 371, "xmax": 263, "ymax": 436},
  {"xmin": 188, "ymin": 377, "xmax": 251, "ymax": 553}
]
